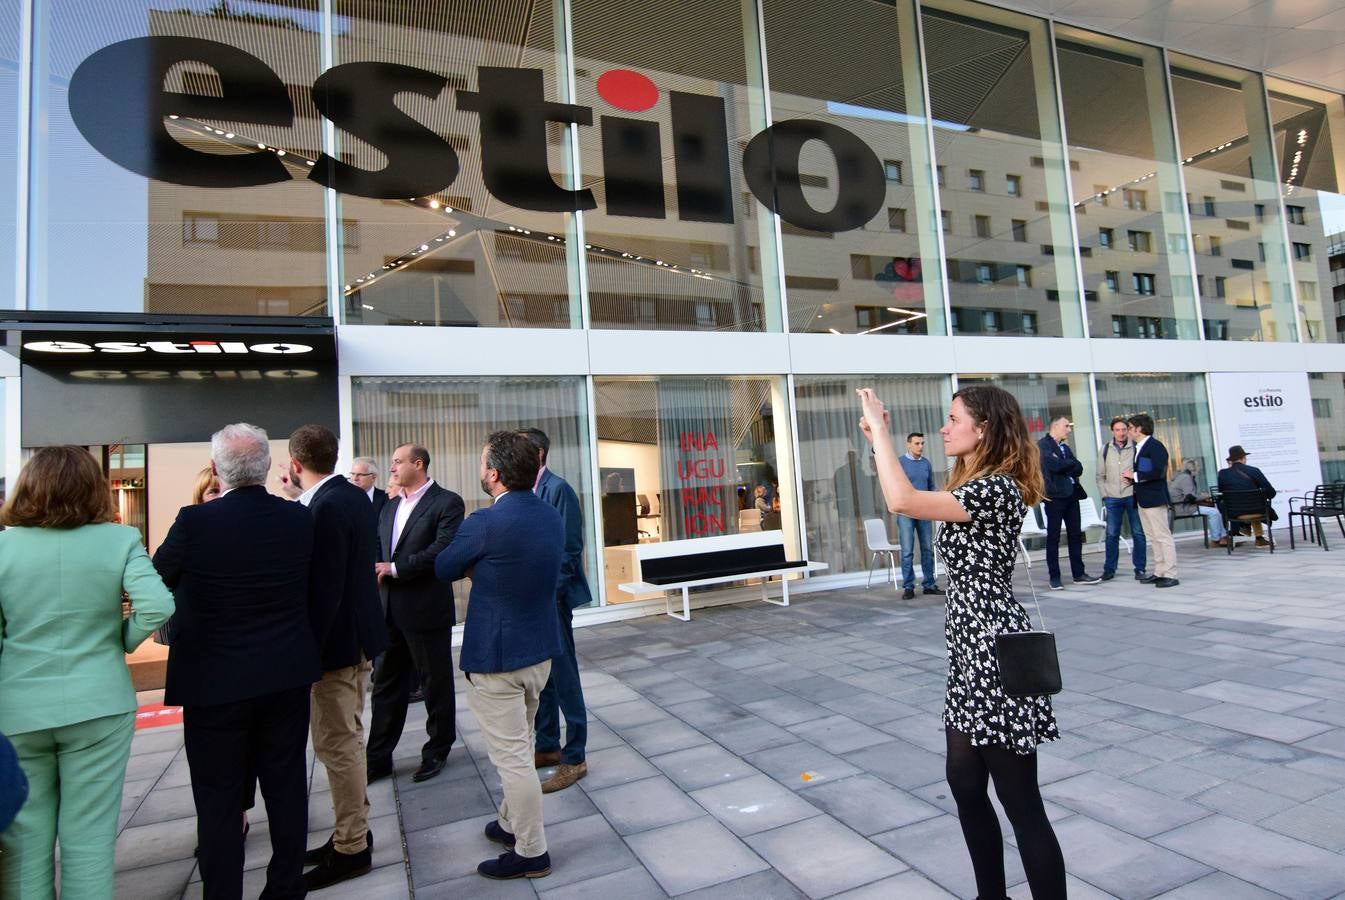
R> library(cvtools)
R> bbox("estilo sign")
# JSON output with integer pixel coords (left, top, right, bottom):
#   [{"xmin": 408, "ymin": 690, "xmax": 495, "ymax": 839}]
[{"xmin": 68, "ymin": 38, "xmax": 887, "ymax": 234}]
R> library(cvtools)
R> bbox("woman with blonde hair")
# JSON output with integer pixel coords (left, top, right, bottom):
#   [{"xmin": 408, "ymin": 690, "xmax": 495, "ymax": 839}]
[
  {"xmin": 191, "ymin": 466, "xmax": 222, "ymax": 505},
  {"xmin": 0, "ymin": 446, "xmax": 174, "ymax": 900},
  {"xmin": 858, "ymin": 384, "xmax": 1064, "ymax": 900}
]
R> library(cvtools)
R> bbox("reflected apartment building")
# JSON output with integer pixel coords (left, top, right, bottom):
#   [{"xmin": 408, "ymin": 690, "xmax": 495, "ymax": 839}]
[{"xmin": 6, "ymin": 0, "xmax": 1345, "ymax": 622}]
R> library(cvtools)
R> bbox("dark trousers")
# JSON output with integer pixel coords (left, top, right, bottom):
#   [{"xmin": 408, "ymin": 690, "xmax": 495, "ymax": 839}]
[
  {"xmin": 367, "ymin": 622, "xmax": 456, "ymax": 766},
  {"xmin": 1043, "ymin": 496, "xmax": 1085, "ymax": 582},
  {"xmin": 535, "ymin": 603, "xmax": 587, "ymax": 765},
  {"xmin": 183, "ymin": 685, "xmax": 310, "ymax": 900}
]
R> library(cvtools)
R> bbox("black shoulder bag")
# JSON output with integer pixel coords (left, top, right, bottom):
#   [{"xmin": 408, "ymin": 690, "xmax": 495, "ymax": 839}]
[{"xmin": 984, "ymin": 563, "xmax": 1062, "ymax": 697}]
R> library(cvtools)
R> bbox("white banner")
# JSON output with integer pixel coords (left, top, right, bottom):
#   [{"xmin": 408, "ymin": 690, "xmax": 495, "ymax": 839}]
[{"xmin": 1208, "ymin": 372, "xmax": 1322, "ymax": 523}]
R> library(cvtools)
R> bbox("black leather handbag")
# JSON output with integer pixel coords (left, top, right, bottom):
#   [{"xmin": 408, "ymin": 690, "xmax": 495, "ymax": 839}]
[{"xmin": 988, "ymin": 565, "xmax": 1062, "ymax": 697}]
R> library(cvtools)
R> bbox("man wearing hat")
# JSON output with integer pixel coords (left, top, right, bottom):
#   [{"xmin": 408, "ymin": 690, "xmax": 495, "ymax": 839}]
[{"xmin": 1217, "ymin": 446, "xmax": 1276, "ymax": 546}]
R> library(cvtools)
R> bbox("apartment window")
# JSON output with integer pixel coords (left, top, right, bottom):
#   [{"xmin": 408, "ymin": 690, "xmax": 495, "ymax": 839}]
[
  {"xmin": 1122, "ymin": 188, "xmax": 1147, "ymax": 211},
  {"xmin": 1203, "ymin": 196, "xmax": 1216, "ymax": 217},
  {"xmin": 1104, "ymin": 270, "xmax": 1119, "ymax": 292},
  {"xmin": 1208, "ymin": 235, "xmax": 1221, "ymax": 257},
  {"xmin": 1286, "ymin": 205, "xmax": 1306, "ymax": 225},
  {"xmin": 974, "ymin": 215, "xmax": 992, "ymax": 238},
  {"xmin": 1021, "ymin": 312, "xmax": 1037, "ymax": 335},
  {"xmin": 1214, "ymin": 276, "xmax": 1227, "ymax": 298},
  {"xmin": 1111, "ymin": 316, "xmax": 1124, "ymax": 337},
  {"xmin": 1011, "ymin": 219, "xmax": 1027, "ymax": 243},
  {"xmin": 887, "ymin": 207, "xmax": 907, "ymax": 232},
  {"xmin": 1006, "ymin": 175, "xmax": 1022, "ymax": 197},
  {"xmin": 1254, "ymin": 203, "xmax": 1265, "ymax": 221},
  {"xmin": 1127, "ymin": 230, "xmax": 1152, "ymax": 253},
  {"xmin": 968, "ymin": 169, "xmax": 985, "ymax": 192},
  {"xmin": 1132, "ymin": 272, "xmax": 1156, "ymax": 295},
  {"xmin": 1016, "ymin": 265, "xmax": 1031, "ymax": 287},
  {"xmin": 182, "ymin": 213, "xmax": 220, "ymax": 244},
  {"xmin": 1299, "ymin": 280, "xmax": 1318, "ymax": 302},
  {"xmin": 941, "ymin": 210, "xmax": 952, "ymax": 233},
  {"xmin": 982, "ymin": 310, "xmax": 1000, "ymax": 332},
  {"xmin": 976, "ymin": 263, "xmax": 994, "ymax": 284},
  {"xmin": 1098, "ymin": 228, "xmax": 1113, "ymax": 249},
  {"xmin": 937, "ymin": 165, "xmax": 946, "ymax": 186},
  {"xmin": 1293, "ymin": 242, "xmax": 1312, "ymax": 260},
  {"xmin": 884, "ymin": 159, "xmax": 903, "ymax": 183}
]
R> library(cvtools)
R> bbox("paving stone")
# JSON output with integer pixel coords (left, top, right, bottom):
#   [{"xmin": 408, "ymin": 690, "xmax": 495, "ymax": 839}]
[
  {"xmin": 676, "ymin": 868, "xmax": 808, "ymax": 899},
  {"xmin": 690, "ymin": 773, "xmax": 821, "ymax": 836},
  {"xmin": 1257, "ymin": 788, "xmax": 1345, "ymax": 852},
  {"xmin": 1184, "ymin": 703, "xmax": 1334, "ymax": 743},
  {"xmin": 595, "ymin": 698, "xmax": 673, "ymax": 731},
  {"xmin": 537, "ymin": 866, "xmax": 668, "ymax": 900},
  {"xmin": 1190, "ymin": 781, "xmax": 1299, "ymax": 823},
  {"xmin": 743, "ymin": 741, "xmax": 862, "ymax": 791},
  {"xmin": 405, "ymin": 813, "xmax": 500, "ymax": 887},
  {"xmin": 576, "ymin": 745, "xmax": 660, "ymax": 790},
  {"xmin": 417, "ymin": 873, "xmax": 537, "ymax": 898},
  {"xmin": 666, "ymin": 697, "xmax": 752, "ymax": 730},
  {"xmin": 740, "ymin": 695, "xmax": 832, "ymax": 727},
  {"xmin": 620, "ymin": 717, "xmax": 712, "ymax": 757},
  {"xmin": 114, "ymin": 816, "xmax": 199, "ymax": 871},
  {"xmin": 1154, "ymin": 814, "xmax": 1345, "ymax": 899},
  {"xmin": 704, "ymin": 717, "xmax": 798, "ymax": 756},
  {"xmin": 1052, "ymin": 817, "xmax": 1213, "ymax": 897},
  {"xmin": 1151, "ymin": 871, "xmax": 1284, "ymax": 899},
  {"xmin": 1185, "ymin": 680, "xmax": 1318, "ymax": 714},
  {"xmin": 747, "ymin": 815, "xmax": 906, "ymax": 897},
  {"xmin": 829, "ymin": 870, "xmax": 957, "ymax": 899},
  {"xmin": 587, "ymin": 775, "xmax": 705, "ymax": 835},
  {"xmin": 870, "ymin": 813, "xmax": 1024, "ymax": 898},
  {"xmin": 626, "ymin": 816, "xmax": 769, "ymax": 895},
  {"xmin": 399, "ymin": 773, "xmax": 496, "ymax": 832},
  {"xmin": 838, "ymin": 739, "xmax": 946, "ymax": 791},
  {"xmin": 800, "ymin": 773, "xmax": 942, "ymax": 836},
  {"xmin": 112, "ymin": 856, "xmax": 198, "ymax": 900},
  {"xmin": 649, "ymin": 743, "xmax": 758, "ymax": 792},
  {"xmin": 1042, "ymin": 772, "xmax": 1209, "ymax": 838},
  {"xmin": 785, "ymin": 714, "xmax": 892, "ymax": 755},
  {"xmin": 533, "ymin": 812, "xmax": 642, "ymax": 890}
]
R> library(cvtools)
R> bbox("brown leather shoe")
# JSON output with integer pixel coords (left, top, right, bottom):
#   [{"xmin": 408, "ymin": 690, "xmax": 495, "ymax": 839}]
[
  {"xmin": 1213, "ymin": 537, "xmax": 1228, "ymax": 547},
  {"xmin": 541, "ymin": 762, "xmax": 587, "ymax": 793},
  {"xmin": 1255, "ymin": 537, "xmax": 1270, "ymax": 547},
  {"xmin": 534, "ymin": 750, "xmax": 561, "ymax": 769}
]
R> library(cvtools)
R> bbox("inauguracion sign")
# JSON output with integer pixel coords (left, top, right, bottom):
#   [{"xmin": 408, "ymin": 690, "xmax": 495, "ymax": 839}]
[{"xmin": 1208, "ymin": 372, "xmax": 1322, "ymax": 523}]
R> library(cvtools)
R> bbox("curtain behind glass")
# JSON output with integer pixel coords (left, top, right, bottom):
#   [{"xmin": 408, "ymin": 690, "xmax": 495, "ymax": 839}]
[
  {"xmin": 795, "ymin": 375, "xmax": 949, "ymax": 575},
  {"xmin": 351, "ymin": 376, "xmax": 596, "ymax": 614}
]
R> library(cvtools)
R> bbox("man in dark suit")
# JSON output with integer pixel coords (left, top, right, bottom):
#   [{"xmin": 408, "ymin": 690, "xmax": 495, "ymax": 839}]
[
  {"xmin": 1124, "ymin": 414, "xmax": 1178, "ymax": 587},
  {"xmin": 1217, "ymin": 445, "xmax": 1277, "ymax": 546},
  {"xmin": 1038, "ymin": 417, "xmax": 1100, "ymax": 590},
  {"xmin": 348, "ymin": 455, "xmax": 389, "ymax": 521},
  {"xmin": 155, "ymin": 423, "xmax": 321, "ymax": 900},
  {"xmin": 366, "ymin": 443, "xmax": 465, "ymax": 783},
  {"xmin": 436, "ymin": 431, "xmax": 563, "ymax": 880},
  {"xmin": 286, "ymin": 426, "xmax": 389, "ymax": 890},
  {"xmin": 520, "ymin": 428, "xmax": 591, "ymax": 793}
]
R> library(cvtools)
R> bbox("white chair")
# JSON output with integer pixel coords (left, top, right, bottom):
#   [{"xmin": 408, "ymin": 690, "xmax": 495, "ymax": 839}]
[
  {"xmin": 1018, "ymin": 505, "xmax": 1047, "ymax": 568},
  {"xmin": 863, "ymin": 518, "xmax": 900, "ymax": 588},
  {"xmin": 1080, "ymin": 498, "xmax": 1129, "ymax": 554}
]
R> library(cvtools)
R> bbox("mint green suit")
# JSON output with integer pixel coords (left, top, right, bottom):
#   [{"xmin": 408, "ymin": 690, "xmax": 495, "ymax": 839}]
[{"xmin": 0, "ymin": 523, "xmax": 174, "ymax": 900}]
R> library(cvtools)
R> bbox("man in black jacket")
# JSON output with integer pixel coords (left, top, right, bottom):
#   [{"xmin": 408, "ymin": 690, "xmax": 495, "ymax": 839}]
[
  {"xmin": 366, "ymin": 443, "xmax": 465, "ymax": 783},
  {"xmin": 1038, "ymin": 417, "xmax": 1100, "ymax": 590},
  {"xmin": 1217, "ymin": 445, "xmax": 1277, "ymax": 546},
  {"xmin": 155, "ymin": 423, "xmax": 320, "ymax": 900},
  {"xmin": 287, "ymin": 426, "xmax": 389, "ymax": 890}
]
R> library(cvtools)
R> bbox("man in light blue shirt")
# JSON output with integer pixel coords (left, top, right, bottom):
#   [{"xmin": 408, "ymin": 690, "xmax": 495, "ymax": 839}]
[{"xmin": 897, "ymin": 433, "xmax": 942, "ymax": 600}]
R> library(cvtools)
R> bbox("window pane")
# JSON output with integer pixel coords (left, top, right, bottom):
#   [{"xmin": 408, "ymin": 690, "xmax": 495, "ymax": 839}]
[
  {"xmin": 352, "ymin": 376, "xmax": 597, "ymax": 616},
  {"xmin": 594, "ymin": 376, "xmax": 792, "ymax": 604},
  {"xmin": 1310, "ymin": 372, "xmax": 1345, "ymax": 480},
  {"xmin": 763, "ymin": 0, "xmax": 944, "ymax": 336},
  {"xmin": 958, "ymin": 373, "xmax": 1097, "ymax": 490},
  {"xmin": 1056, "ymin": 28, "xmax": 1198, "ymax": 341},
  {"xmin": 33, "ymin": 1, "xmax": 328, "ymax": 316},
  {"xmin": 0, "ymin": 0, "xmax": 17, "ymax": 310},
  {"xmin": 573, "ymin": 0, "xmax": 778, "ymax": 332},
  {"xmin": 922, "ymin": 0, "xmax": 1083, "ymax": 337},
  {"xmin": 794, "ymin": 375, "xmax": 950, "ymax": 576},
  {"xmin": 1268, "ymin": 77, "xmax": 1345, "ymax": 344},
  {"xmin": 337, "ymin": 3, "xmax": 575, "ymax": 328},
  {"xmin": 1171, "ymin": 55, "xmax": 1296, "ymax": 342}
]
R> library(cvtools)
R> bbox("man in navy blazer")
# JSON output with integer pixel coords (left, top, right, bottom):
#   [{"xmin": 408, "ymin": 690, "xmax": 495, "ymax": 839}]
[
  {"xmin": 436, "ymin": 431, "xmax": 563, "ymax": 881},
  {"xmin": 520, "ymin": 428, "xmax": 592, "ymax": 794},
  {"xmin": 155, "ymin": 423, "xmax": 320, "ymax": 900},
  {"xmin": 1124, "ymin": 414, "xmax": 1179, "ymax": 587},
  {"xmin": 287, "ymin": 426, "xmax": 389, "ymax": 890},
  {"xmin": 1037, "ymin": 417, "xmax": 1100, "ymax": 590}
]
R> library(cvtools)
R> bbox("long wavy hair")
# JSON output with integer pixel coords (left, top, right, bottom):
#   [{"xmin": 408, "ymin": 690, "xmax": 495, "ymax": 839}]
[{"xmin": 945, "ymin": 384, "xmax": 1044, "ymax": 506}]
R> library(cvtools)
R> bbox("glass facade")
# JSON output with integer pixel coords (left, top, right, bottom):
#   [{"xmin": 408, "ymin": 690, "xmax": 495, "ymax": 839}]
[{"xmin": 1310, "ymin": 372, "xmax": 1345, "ymax": 483}]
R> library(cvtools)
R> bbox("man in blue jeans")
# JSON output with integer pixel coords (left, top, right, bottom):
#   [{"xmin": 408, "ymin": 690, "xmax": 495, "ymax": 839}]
[
  {"xmin": 897, "ymin": 433, "xmax": 943, "ymax": 600},
  {"xmin": 1096, "ymin": 417, "xmax": 1147, "ymax": 579}
]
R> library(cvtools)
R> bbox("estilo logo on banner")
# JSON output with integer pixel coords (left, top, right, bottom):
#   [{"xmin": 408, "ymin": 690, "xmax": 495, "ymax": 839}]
[
  {"xmin": 68, "ymin": 38, "xmax": 887, "ymax": 234},
  {"xmin": 24, "ymin": 340, "xmax": 314, "ymax": 355}
]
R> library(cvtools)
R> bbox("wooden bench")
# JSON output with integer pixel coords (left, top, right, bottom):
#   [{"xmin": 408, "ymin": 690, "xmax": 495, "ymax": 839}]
[{"xmin": 618, "ymin": 530, "xmax": 828, "ymax": 621}]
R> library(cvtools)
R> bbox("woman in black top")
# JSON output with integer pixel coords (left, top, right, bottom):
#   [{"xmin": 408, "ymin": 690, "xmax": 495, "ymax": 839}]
[{"xmin": 858, "ymin": 384, "xmax": 1065, "ymax": 900}]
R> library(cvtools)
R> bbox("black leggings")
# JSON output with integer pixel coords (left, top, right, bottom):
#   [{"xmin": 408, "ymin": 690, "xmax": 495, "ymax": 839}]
[{"xmin": 945, "ymin": 728, "xmax": 1066, "ymax": 900}]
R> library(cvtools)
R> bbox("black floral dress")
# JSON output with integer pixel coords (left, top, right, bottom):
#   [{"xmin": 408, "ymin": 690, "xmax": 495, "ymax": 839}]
[{"xmin": 935, "ymin": 474, "xmax": 1059, "ymax": 754}]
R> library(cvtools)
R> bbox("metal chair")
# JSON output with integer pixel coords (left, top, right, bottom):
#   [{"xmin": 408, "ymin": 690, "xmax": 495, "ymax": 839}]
[
  {"xmin": 1288, "ymin": 482, "xmax": 1345, "ymax": 551},
  {"xmin": 1219, "ymin": 489, "xmax": 1275, "ymax": 554},
  {"xmin": 1018, "ymin": 505, "xmax": 1047, "ymax": 569},
  {"xmin": 863, "ymin": 518, "xmax": 900, "ymax": 588}
]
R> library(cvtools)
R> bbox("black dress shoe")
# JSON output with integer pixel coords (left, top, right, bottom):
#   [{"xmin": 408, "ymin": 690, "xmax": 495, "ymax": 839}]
[
  {"xmin": 412, "ymin": 757, "xmax": 446, "ymax": 782},
  {"xmin": 305, "ymin": 829, "xmax": 373, "ymax": 867},
  {"xmin": 366, "ymin": 760, "xmax": 393, "ymax": 783},
  {"xmin": 901, "ymin": 587, "xmax": 915, "ymax": 599},
  {"xmin": 1100, "ymin": 571, "xmax": 1115, "ymax": 581},
  {"xmin": 484, "ymin": 820, "xmax": 516, "ymax": 847},
  {"xmin": 1154, "ymin": 577, "xmax": 1180, "ymax": 588},
  {"xmin": 1138, "ymin": 574, "xmax": 1158, "ymax": 584},
  {"xmin": 922, "ymin": 586, "xmax": 944, "ymax": 595},
  {"xmin": 304, "ymin": 842, "xmax": 372, "ymax": 890},
  {"xmin": 478, "ymin": 849, "xmax": 551, "ymax": 880}
]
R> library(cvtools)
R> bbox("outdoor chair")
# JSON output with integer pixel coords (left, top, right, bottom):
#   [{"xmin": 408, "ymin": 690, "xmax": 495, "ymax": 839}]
[
  {"xmin": 1288, "ymin": 482, "xmax": 1345, "ymax": 551},
  {"xmin": 1219, "ymin": 489, "xmax": 1275, "ymax": 554},
  {"xmin": 863, "ymin": 518, "xmax": 899, "ymax": 588},
  {"xmin": 1168, "ymin": 499, "xmax": 1210, "ymax": 548},
  {"xmin": 1018, "ymin": 505, "xmax": 1047, "ymax": 569},
  {"xmin": 1086, "ymin": 498, "xmax": 1133, "ymax": 554}
]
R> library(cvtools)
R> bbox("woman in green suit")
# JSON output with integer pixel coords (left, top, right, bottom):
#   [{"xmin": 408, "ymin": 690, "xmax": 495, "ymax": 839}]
[{"xmin": 0, "ymin": 446, "xmax": 174, "ymax": 900}]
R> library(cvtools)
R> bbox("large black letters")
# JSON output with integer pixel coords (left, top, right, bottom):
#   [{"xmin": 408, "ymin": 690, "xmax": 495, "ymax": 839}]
[
  {"xmin": 743, "ymin": 119, "xmax": 884, "ymax": 233},
  {"xmin": 68, "ymin": 37, "xmax": 293, "ymax": 188},
  {"xmin": 457, "ymin": 68, "xmax": 596, "ymax": 212},
  {"xmin": 669, "ymin": 92, "xmax": 734, "ymax": 223},
  {"xmin": 309, "ymin": 62, "xmax": 458, "ymax": 199}
]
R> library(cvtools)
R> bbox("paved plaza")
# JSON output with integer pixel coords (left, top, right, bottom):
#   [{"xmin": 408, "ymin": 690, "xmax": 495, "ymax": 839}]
[{"xmin": 113, "ymin": 532, "xmax": 1345, "ymax": 899}]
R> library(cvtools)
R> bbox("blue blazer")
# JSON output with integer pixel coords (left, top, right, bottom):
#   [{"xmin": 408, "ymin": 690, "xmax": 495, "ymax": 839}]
[
  {"xmin": 1038, "ymin": 434, "xmax": 1084, "ymax": 500},
  {"xmin": 1132, "ymin": 437, "xmax": 1171, "ymax": 508},
  {"xmin": 536, "ymin": 468, "xmax": 592, "ymax": 611},
  {"xmin": 435, "ymin": 490, "xmax": 564, "ymax": 674}
]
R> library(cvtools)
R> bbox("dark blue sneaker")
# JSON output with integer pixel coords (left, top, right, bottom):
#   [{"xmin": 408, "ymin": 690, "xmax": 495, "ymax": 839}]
[
  {"xmin": 1049, "ymin": 578, "xmax": 1063, "ymax": 591},
  {"xmin": 478, "ymin": 850, "xmax": 551, "ymax": 880}
]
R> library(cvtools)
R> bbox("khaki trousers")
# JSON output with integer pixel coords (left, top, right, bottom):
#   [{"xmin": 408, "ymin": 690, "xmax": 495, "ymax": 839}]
[
  {"xmin": 310, "ymin": 659, "xmax": 373, "ymax": 854},
  {"xmin": 466, "ymin": 660, "xmax": 552, "ymax": 858},
  {"xmin": 1138, "ymin": 505, "xmax": 1177, "ymax": 578}
]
